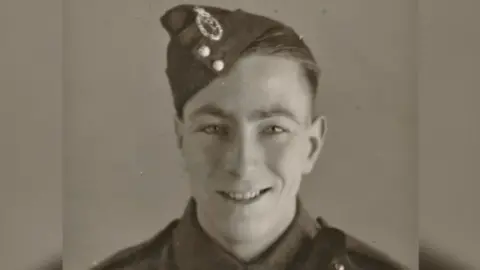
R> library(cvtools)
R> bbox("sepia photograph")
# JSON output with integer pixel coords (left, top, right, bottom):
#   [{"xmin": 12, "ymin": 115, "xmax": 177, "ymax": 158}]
[
  {"xmin": 64, "ymin": 1, "xmax": 416, "ymax": 269},
  {"xmin": 2, "ymin": 0, "xmax": 479, "ymax": 270}
]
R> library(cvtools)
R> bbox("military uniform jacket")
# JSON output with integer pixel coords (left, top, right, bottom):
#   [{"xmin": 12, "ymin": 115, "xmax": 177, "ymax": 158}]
[{"xmin": 92, "ymin": 200, "xmax": 406, "ymax": 270}]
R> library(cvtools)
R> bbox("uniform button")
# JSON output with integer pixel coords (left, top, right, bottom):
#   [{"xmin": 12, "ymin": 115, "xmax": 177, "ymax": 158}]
[
  {"xmin": 334, "ymin": 263, "xmax": 345, "ymax": 270},
  {"xmin": 197, "ymin": 45, "xmax": 211, "ymax": 57},
  {"xmin": 213, "ymin": 60, "xmax": 224, "ymax": 71}
]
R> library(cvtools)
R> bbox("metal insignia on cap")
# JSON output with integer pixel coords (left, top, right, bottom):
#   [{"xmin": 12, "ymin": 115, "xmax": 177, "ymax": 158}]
[
  {"xmin": 197, "ymin": 45, "xmax": 211, "ymax": 57},
  {"xmin": 213, "ymin": 60, "xmax": 224, "ymax": 71},
  {"xmin": 193, "ymin": 6, "xmax": 223, "ymax": 41}
]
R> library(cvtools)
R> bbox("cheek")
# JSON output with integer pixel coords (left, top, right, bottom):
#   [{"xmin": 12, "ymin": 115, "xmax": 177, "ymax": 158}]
[
  {"xmin": 182, "ymin": 138, "xmax": 225, "ymax": 195},
  {"xmin": 183, "ymin": 137, "xmax": 224, "ymax": 173},
  {"xmin": 264, "ymin": 135, "xmax": 308, "ymax": 180}
]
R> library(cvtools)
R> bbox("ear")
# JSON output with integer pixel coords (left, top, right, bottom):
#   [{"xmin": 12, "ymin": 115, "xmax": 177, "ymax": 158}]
[
  {"xmin": 174, "ymin": 116, "xmax": 185, "ymax": 149},
  {"xmin": 303, "ymin": 116, "xmax": 327, "ymax": 174}
]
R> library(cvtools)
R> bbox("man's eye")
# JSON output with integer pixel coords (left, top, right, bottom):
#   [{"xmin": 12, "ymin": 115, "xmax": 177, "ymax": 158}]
[
  {"xmin": 200, "ymin": 124, "xmax": 228, "ymax": 135},
  {"xmin": 262, "ymin": 125, "xmax": 288, "ymax": 135}
]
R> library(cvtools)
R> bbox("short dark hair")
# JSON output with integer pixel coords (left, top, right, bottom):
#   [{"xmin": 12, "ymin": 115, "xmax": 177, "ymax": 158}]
[{"xmin": 241, "ymin": 32, "xmax": 320, "ymax": 119}]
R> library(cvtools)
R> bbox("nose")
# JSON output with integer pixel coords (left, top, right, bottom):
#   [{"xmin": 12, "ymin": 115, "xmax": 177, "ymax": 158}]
[{"xmin": 224, "ymin": 131, "xmax": 258, "ymax": 179}]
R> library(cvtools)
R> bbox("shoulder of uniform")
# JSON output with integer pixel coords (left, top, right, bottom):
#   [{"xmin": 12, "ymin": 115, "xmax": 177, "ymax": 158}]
[
  {"xmin": 345, "ymin": 249, "xmax": 405, "ymax": 270},
  {"xmin": 90, "ymin": 220, "xmax": 179, "ymax": 270},
  {"xmin": 313, "ymin": 217, "xmax": 407, "ymax": 270},
  {"xmin": 343, "ymin": 233, "xmax": 407, "ymax": 270}
]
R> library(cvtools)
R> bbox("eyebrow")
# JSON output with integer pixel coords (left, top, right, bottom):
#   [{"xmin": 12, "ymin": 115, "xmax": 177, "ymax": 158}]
[
  {"xmin": 189, "ymin": 103, "xmax": 301, "ymax": 124},
  {"xmin": 189, "ymin": 104, "xmax": 230, "ymax": 120},
  {"xmin": 249, "ymin": 105, "xmax": 300, "ymax": 124}
]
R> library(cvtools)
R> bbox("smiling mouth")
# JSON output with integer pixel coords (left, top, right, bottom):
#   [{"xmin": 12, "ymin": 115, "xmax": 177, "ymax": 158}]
[{"xmin": 217, "ymin": 188, "xmax": 272, "ymax": 203}]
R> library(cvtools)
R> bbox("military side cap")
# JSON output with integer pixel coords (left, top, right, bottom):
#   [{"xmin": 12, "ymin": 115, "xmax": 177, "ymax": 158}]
[{"xmin": 160, "ymin": 4, "xmax": 319, "ymax": 118}]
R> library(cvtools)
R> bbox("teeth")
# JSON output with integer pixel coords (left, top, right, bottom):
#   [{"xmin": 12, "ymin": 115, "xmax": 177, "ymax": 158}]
[{"xmin": 226, "ymin": 191, "xmax": 261, "ymax": 200}]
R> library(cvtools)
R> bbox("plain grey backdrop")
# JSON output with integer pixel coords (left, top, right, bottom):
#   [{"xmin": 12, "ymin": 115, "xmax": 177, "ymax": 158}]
[
  {"xmin": 0, "ymin": 1, "xmax": 62, "ymax": 270},
  {"xmin": 418, "ymin": 0, "xmax": 480, "ymax": 268},
  {"xmin": 1, "ymin": 0, "xmax": 479, "ymax": 270}
]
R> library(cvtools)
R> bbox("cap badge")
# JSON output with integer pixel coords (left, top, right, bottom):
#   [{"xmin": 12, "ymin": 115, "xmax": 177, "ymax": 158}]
[{"xmin": 193, "ymin": 7, "xmax": 223, "ymax": 41}]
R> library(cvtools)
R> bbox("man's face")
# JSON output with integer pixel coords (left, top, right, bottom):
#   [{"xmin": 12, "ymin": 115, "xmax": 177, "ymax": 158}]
[{"xmin": 176, "ymin": 55, "xmax": 325, "ymax": 242}]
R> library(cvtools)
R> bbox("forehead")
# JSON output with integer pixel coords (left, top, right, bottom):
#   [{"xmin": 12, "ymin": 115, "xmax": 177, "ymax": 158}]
[{"xmin": 183, "ymin": 55, "xmax": 311, "ymax": 121}]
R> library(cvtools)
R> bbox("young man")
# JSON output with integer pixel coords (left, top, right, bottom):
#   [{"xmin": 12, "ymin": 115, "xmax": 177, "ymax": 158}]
[{"xmin": 93, "ymin": 4, "xmax": 405, "ymax": 270}]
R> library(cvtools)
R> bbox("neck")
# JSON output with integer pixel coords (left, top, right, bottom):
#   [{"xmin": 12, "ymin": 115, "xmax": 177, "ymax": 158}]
[{"xmin": 197, "ymin": 200, "xmax": 297, "ymax": 262}]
